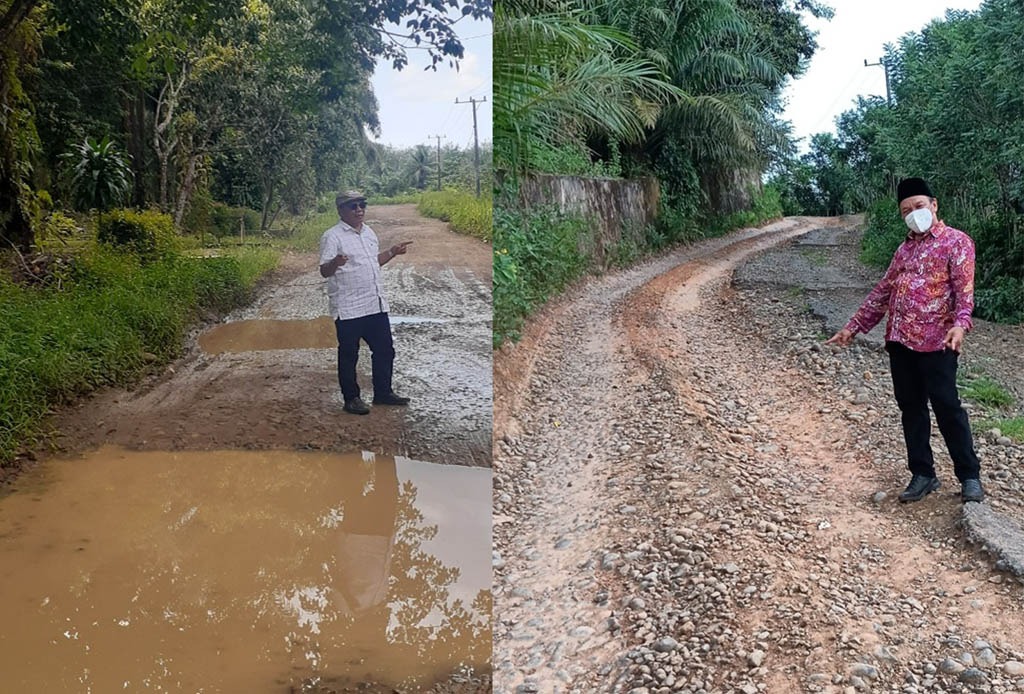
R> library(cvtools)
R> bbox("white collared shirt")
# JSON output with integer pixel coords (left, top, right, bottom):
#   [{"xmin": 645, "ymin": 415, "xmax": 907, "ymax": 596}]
[{"xmin": 319, "ymin": 220, "xmax": 389, "ymax": 320}]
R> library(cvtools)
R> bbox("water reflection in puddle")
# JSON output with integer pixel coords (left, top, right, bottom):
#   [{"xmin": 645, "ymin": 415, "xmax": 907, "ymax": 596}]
[
  {"xmin": 199, "ymin": 317, "xmax": 447, "ymax": 354},
  {"xmin": 0, "ymin": 446, "xmax": 490, "ymax": 692}
]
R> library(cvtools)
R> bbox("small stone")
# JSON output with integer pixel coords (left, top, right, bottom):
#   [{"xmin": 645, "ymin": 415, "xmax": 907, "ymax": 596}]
[
  {"xmin": 939, "ymin": 657, "xmax": 965, "ymax": 674},
  {"xmin": 628, "ymin": 597, "xmax": 646, "ymax": 610},
  {"xmin": 849, "ymin": 663, "xmax": 879, "ymax": 680},
  {"xmin": 977, "ymin": 648, "xmax": 997, "ymax": 668},
  {"xmin": 959, "ymin": 668, "xmax": 987, "ymax": 685},
  {"xmin": 1003, "ymin": 661, "xmax": 1024, "ymax": 676},
  {"xmin": 997, "ymin": 436, "xmax": 1013, "ymax": 446},
  {"xmin": 748, "ymin": 649, "xmax": 766, "ymax": 667},
  {"xmin": 872, "ymin": 491, "xmax": 887, "ymax": 504},
  {"xmin": 653, "ymin": 637, "xmax": 678, "ymax": 653}
]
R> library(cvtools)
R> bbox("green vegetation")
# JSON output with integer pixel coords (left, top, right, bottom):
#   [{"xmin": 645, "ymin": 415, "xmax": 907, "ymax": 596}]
[
  {"xmin": 0, "ymin": 243, "xmax": 276, "ymax": 466},
  {"xmin": 960, "ymin": 375, "xmax": 1015, "ymax": 410},
  {"xmin": 492, "ymin": 0, "xmax": 827, "ymax": 346},
  {"xmin": 493, "ymin": 207, "xmax": 589, "ymax": 347},
  {"xmin": 1, "ymin": 0, "xmax": 489, "ymax": 252},
  {"xmin": 770, "ymin": 0, "xmax": 1024, "ymax": 325},
  {"xmin": 978, "ymin": 417, "xmax": 1024, "ymax": 443},
  {"xmin": 0, "ymin": 0, "xmax": 492, "ymax": 462},
  {"xmin": 417, "ymin": 190, "xmax": 492, "ymax": 243}
]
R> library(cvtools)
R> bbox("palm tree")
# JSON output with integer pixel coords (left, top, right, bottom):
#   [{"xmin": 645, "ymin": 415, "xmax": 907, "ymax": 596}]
[
  {"xmin": 408, "ymin": 145, "xmax": 432, "ymax": 190},
  {"xmin": 494, "ymin": 0, "xmax": 682, "ymax": 174}
]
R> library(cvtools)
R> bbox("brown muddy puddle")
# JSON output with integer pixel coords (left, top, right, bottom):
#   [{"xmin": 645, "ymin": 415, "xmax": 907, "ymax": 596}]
[
  {"xmin": 199, "ymin": 317, "xmax": 447, "ymax": 354},
  {"xmin": 0, "ymin": 446, "xmax": 490, "ymax": 692}
]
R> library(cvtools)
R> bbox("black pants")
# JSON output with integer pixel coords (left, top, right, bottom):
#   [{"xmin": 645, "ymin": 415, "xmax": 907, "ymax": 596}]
[
  {"xmin": 886, "ymin": 341, "xmax": 980, "ymax": 482},
  {"xmin": 335, "ymin": 312, "xmax": 395, "ymax": 402}
]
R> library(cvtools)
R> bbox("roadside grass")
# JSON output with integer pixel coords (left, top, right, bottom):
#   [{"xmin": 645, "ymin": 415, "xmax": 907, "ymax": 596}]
[
  {"xmin": 977, "ymin": 416, "xmax": 1024, "ymax": 442},
  {"xmin": 417, "ymin": 190, "xmax": 492, "ymax": 242},
  {"xmin": 959, "ymin": 373, "xmax": 1015, "ymax": 409},
  {"xmin": 0, "ymin": 243, "xmax": 276, "ymax": 467}
]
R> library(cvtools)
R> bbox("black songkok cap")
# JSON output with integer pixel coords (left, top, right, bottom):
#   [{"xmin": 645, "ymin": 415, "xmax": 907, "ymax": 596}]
[{"xmin": 896, "ymin": 177, "xmax": 934, "ymax": 202}]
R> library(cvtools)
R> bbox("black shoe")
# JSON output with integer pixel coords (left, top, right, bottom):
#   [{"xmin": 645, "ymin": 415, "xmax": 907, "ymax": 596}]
[
  {"xmin": 898, "ymin": 474, "xmax": 940, "ymax": 502},
  {"xmin": 961, "ymin": 478, "xmax": 985, "ymax": 503},
  {"xmin": 373, "ymin": 392, "xmax": 410, "ymax": 406},
  {"xmin": 343, "ymin": 396, "xmax": 370, "ymax": 415}
]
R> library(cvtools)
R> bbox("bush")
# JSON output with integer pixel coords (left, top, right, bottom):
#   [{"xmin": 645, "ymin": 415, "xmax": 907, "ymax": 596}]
[
  {"xmin": 209, "ymin": 202, "xmax": 263, "ymax": 239},
  {"xmin": 0, "ymin": 245, "xmax": 275, "ymax": 466},
  {"xmin": 493, "ymin": 205, "xmax": 588, "ymax": 347},
  {"xmin": 860, "ymin": 197, "xmax": 906, "ymax": 268},
  {"xmin": 97, "ymin": 208, "xmax": 178, "ymax": 261}
]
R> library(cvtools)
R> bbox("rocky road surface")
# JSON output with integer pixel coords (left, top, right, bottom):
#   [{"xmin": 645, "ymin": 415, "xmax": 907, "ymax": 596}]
[
  {"xmin": 493, "ymin": 217, "xmax": 1024, "ymax": 694},
  {"xmin": 54, "ymin": 204, "xmax": 493, "ymax": 468}
]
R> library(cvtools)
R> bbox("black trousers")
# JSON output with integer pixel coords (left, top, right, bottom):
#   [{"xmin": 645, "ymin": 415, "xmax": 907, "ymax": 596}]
[
  {"xmin": 335, "ymin": 312, "xmax": 395, "ymax": 402},
  {"xmin": 886, "ymin": 341, "xmax": 981, "ymax": 482}
]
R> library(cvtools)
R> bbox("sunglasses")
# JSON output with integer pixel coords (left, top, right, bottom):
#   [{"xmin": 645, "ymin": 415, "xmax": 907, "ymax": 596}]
[{"xmin": 346, "ymin": 201, "xmax": 367, "ymax": 210}]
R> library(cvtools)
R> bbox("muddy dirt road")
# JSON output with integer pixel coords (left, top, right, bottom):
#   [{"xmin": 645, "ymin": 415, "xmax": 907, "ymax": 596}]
[
  {"xmin": 56, "ymin": 203, "xmax": 493, "ymax": 467},
  {"xmin": 493, "ymin": 218, "xmax": 1024, "ymax": 693},
  {"xmin": 0, "ymin": 204, "xmax": 492, "ymax": 693}
]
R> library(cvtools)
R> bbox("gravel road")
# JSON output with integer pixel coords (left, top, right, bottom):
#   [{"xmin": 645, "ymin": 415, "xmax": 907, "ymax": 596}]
[{"xmin": 493, "ymin": 217, "xmax": 1024, "ymax": 694}]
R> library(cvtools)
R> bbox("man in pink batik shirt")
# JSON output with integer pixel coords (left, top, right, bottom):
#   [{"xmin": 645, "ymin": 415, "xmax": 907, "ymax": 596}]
[{"xmin": 827, "ymin": 177, "xmax": 984, "ymax": 504}]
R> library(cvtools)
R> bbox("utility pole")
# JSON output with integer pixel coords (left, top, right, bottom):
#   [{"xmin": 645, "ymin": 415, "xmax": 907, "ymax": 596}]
[
  {"xmin": 864, "ymin": 57, "xmax": 892, "ymax": 107},
  {"xmin": 429, "ymin": 135, "xmax": 444, "ymax": 191},
  {"xmin": 456, "ymin": 96, "xmax": 487, "ymax": 197}
]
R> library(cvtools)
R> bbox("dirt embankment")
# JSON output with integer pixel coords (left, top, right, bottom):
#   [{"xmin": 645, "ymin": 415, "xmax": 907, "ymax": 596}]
[
  {"xmin": 493, "ymin": 217, "xmax": 1024, "ymax": 694},
  {"xmin": 52, "ymin": 203, "xmax": 493, "ymax": 468}
]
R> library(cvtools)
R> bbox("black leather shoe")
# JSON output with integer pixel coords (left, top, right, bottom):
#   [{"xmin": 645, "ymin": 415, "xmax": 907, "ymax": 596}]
[
  {"xmin": 961, "ymin": 478, "xmax": 984, "ymax": 503},
  {"xmin": 898, "ymin": 474, "xmax": 940, "ymax": 502},
  {"xmin": 343, "ymin": 396, "xmax": 370, "ymax": 415},
  {"xmin": 373, "ymin": 393, "xmax": 410, "ymax": 406}
]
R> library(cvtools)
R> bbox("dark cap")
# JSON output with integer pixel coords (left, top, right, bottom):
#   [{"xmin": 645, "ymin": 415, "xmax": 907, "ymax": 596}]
[
  {"xmin": 896, "ymin": 177, "xmax": 933, "ymax": 202},
  {"xmin": 335, "ymin": 190, "xmax": 367, "ymax": 207}
]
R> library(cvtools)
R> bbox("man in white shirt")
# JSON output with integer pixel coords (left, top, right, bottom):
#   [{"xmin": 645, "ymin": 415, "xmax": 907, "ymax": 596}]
[{"xmin": 319, "ymin": 190, "xmax": 412, "ymax": 415}]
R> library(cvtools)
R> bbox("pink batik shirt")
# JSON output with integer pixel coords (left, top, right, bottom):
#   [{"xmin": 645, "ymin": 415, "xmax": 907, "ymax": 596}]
[{"xmin": 845, "ymin": 220, "xmax": 975, "ymax": 353}]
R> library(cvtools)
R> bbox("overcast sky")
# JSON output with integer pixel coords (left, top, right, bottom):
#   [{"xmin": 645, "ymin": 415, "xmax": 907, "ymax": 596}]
[
  {"xmin": 782, "ymin": 0, "xmax": 983, "ymax": 151},
  {"xmin": 369, "ymin": 14, "xmax": 492, "ymax": 150}
]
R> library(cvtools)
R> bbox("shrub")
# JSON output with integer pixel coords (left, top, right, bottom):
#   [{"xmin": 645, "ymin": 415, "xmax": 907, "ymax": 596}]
[
  {"xmin": 209, "ymin": 202, "xmax": 263, "ymax": 239},
  {"xmin": 96, "ymin": 208, "xmax": 178, "ymax": 261},
  {"xmin": 0, "ymin": 245, "xmax": 275, "ymax": 466},
  {"xmin": 860, "ymin": 197, "xmax": 905, "ymax": 268},
  {"xmin": 493, "ymin": 205, "xmax": 588, "ymax": 346}
]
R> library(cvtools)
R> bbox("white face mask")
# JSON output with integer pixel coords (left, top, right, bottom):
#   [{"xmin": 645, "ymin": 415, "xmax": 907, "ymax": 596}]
[{"xmin": 904, "ymin": 207, "xmax": 934, "ymax": 234}]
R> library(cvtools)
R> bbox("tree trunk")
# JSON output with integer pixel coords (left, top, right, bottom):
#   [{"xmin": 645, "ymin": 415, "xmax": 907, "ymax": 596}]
[
  {"xmin": 173, "ymin": 152, "xmax": 200, "ymax": 230},
  {"xmin": 0, "ymin": 0, "xmax": 40, "ymax": 46},
  {"xmin": 0, "ymin": 172, "xmax": 33, "ymax": 252},
  {"xmin": 126, "ymin": 87, "xmax": 147, "ymax": 207}
]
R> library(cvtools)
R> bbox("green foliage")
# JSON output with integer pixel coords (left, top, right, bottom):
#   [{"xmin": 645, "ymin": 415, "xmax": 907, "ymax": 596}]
[
  {"xmin": 209, "ymin": 202, "xmax": 263, "ymax": 239},
  {"xmin": 707, "ymin": 185, "xmax": 784, "ymax": 235},
  {"xmin": 977, "ymin": 417, "xmax": 1024, "ymax": 442},
  {"xmin": 859, "ymin": 197, "xmax": 906, "ymax": 268},
  {"xmin": 974, "ymin": 275, "xmax": 1024, "ymax": 325},
  {"xmin": 959, "ymin": 375, "xmax": 1015, "ymax": 410},
  {"xmin": 36, "ymin": 210, "xmax": 83, "ymax": 247},
  {"xmin": 96, "ymin": 208, "xmax": 178, "ymax": 260},
  {"xmin": 417, "ymin": 190, "xmax": 493, "ymax": 242},
  {"xmin": 0, "ymin": 245, "xmax": 272, "ymax": 465},
  {"xmin": 493, "ymin": 205, "xmax": 589, "ymax": 347},
  {"xmin": 773, "ymin": 1, "xmax": 1024, "ymax": 325},
  {"xmin": 60, "ymin": 135, "xmax": 133, "ymax": 212}
]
